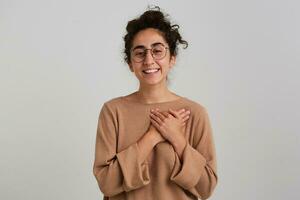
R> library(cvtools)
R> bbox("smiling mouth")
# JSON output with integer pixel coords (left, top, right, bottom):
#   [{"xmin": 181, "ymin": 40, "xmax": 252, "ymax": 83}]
[{"xmin": 142, "ymin": 68, "xmax": 160, "ymax": 74}]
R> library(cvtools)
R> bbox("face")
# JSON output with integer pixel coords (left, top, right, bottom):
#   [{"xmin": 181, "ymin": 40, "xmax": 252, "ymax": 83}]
[{"xmin": 128, "ymin": 28, "xmax": 176, "ymax": 86}]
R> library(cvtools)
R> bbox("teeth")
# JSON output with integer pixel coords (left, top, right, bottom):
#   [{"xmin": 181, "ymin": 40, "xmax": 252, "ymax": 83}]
[{"xmin": 143, "ymin": 69, "xmax": 159, "ymax": 74}]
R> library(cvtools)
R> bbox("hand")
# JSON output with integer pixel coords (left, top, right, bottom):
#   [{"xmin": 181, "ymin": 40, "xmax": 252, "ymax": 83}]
[
  {"xmin": 160, "ymin": 108, "xmax": 190, "ymax": 126},
  {"xmin": 150, "ymin": 108, "xmax": 189, "ymax": 159},
  {"xmin": 148, "ymin": 123, "xmax": 166, "ymax": 145},
  {"xmin": 149, "ymin": 108, "xmax": 190, "ymax": 144},
  {"xmin": 148, "ymin": 108, "xmax": 190, "ymax": 146},
  {"xmin": 160, "ymin": 108, "xmax": 190, "ymax": 134}
]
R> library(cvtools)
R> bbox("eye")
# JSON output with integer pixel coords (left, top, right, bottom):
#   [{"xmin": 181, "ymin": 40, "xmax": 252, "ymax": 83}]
[
  {"xmin": 153, "ymin": 49, "xmax": 162, "ymax": 53},
  {"xmin": 153, "ymin": 48, "xmax": 164, "ymax": 55},
  {"xmin": 133, "ymin": 50, "xmax": 145, "ymax": 56}
]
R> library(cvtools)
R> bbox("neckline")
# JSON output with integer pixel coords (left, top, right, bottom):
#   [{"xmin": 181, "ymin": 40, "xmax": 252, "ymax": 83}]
[{"xmin": 121, "ymin": 94, "xmax": 185, "ymax": 105}]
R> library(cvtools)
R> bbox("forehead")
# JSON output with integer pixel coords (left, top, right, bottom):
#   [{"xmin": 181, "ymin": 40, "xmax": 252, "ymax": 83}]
[{"xmin": 132, "ymin": 28, "xmax": 167, "ymax": 48}]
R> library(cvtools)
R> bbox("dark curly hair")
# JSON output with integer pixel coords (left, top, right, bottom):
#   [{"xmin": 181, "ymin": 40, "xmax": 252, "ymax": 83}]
[{"xmin": 123, "ymin": 6, "xmax": 188, "ymax": 64}]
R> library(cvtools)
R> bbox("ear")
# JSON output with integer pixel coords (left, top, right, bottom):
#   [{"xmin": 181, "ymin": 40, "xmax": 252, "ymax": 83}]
[{"xmin": 169, "ymin": 55, "xmax": 176, "ymax": 69}]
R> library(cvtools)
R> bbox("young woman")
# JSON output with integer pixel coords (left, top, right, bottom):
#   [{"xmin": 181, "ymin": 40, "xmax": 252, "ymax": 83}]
[{"xmin": 93, "ymin": 7, "xmax": 218, "ymax": 200}]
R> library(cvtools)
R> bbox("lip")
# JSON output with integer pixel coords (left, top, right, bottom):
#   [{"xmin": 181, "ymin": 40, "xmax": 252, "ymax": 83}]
[
  {"xmin": 142, "ymin": 68, "xmax": 160, "ymax": 72},
  {"xmin": 142, "ymin": 68, "xmax": 160, "ymax": 74}
]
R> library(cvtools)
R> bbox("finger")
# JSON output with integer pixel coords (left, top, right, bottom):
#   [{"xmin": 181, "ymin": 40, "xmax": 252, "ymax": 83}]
[
  {"xmin": 150, "ymin": 108, "xmax": 160, "ymax": 112},
  {"xmin": 150, "ymin": 109, "xmax": 165, "ymax": 120},
  {"xmin": 177, "ymin": 108, "xmax": 186, "ymax": 114},
  {"xmin": 161, "ymin": 111, "xmax": 170, "ymax": 118},
  {"xmin": 167, "ymin": 110, "xmax": 177, "ymax": 118},
  {"xmin": 150, "ymin": 118, "xmax": 168, "ymax": 138},
  {"xmin": 180, "ymin": 110, "xmax": 191, "ymax": 119},
  {"xmin": 178, "ymin": 111, "xmax": 184, "ymax": 116},
  {"xmin": 153, "ymin": 110, "xmax": 168, "ymax": 121},
  {"xmin": 168, "ymin": 108, "xmax": 180, "ymax": 119},
  {"xmin": 150, "ymin": 118, "xmax": 161, "ymax": 130},
  {"xmin": 179, "ymin": 111, "xmax": 187, "ymax": 118},
  {"xmin": 150, "ymin": 118, "xmax": 159, "ymax": 129},
  {"xmin": 182, "ymin": 115, "xmax": 190, "ymax": 122},
  {"xmin": 150, "ymin": 112, "xmax": 164, "ymax": 124}
]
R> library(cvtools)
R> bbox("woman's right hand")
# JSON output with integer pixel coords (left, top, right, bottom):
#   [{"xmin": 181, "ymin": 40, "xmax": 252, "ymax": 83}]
[{"xmin": 148, "ymin": 108, "xmax": 190, "ymax": 145}]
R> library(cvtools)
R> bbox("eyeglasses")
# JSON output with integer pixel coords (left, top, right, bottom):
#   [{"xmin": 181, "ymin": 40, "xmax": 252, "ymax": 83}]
[{"xmin": 130, "ymin": 43, "xmax": 169, "ymax": 63}]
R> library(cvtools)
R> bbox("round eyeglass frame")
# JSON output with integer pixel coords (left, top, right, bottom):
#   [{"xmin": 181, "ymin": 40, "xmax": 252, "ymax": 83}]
[{"xmin": 130, "ymin": 45, "xmax": 169, "ymax": 63}]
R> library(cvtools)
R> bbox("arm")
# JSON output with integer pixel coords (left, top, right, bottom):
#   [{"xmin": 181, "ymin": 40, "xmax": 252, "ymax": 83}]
[
  {"xmin": 170, "ymin": 108, "xmax": 218, "ymax": 200},
  {"xmin": 137, "ymin": 124, "xmax": 165, "ymax": 163},
  {"xmin": 150, "ymin": 108, "xmax": 189, "ymax": 160},
  {"xmin": 92, "ymin": 103, "xmax": 161, "ymax": 197}
]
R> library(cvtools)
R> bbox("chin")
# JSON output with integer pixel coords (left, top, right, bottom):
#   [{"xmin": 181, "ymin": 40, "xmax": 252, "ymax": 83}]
[{"xmin": 142, "ymin": 78, "xmax": 165, "ymax": 86}]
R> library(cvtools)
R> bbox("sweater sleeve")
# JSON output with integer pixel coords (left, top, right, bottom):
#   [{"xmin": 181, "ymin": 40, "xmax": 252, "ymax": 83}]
[
  {"xmin": 170, "ymin": 108, "xmax": 218, "ymax": 200},
  {"xmin": 93, "ymin": 103, "xmax": 150, "ymax": 197}
]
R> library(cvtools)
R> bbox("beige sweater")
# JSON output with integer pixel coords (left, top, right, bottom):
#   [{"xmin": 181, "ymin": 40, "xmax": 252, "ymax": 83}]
[{"xmin": 93, "ymin": 95, "xmax": 218, "ymax": 200}]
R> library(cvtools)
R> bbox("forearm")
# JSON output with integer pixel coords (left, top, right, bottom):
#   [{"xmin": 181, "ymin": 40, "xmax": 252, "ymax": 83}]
[
  {"xmin": 170, "ymin": 143, "xmax": 218, "ymax": 199},
  {"xmin": 137, "ymin": 131, "xmax": 160, "ymax": 163},
  {"xmin": 170, "ymin": 135, "xmax": 187, "ymax": 161},
  {"xmin": 94, "ymin": 142, "xmax": 151, "ymax": 197}
]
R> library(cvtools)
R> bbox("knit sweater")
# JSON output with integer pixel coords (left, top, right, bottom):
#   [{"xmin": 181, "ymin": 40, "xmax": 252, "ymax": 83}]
[{"xmin": 93, "ymin": 95, "xmax": 218, "ymax": 200}]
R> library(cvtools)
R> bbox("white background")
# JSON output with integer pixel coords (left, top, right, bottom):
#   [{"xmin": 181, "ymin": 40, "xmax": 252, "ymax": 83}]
[{"xmin": 1, "ymin": 0, "xmax": 299, "ymax": 199}]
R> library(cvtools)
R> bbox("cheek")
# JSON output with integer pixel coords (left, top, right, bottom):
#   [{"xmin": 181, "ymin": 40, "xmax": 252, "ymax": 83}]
[
  {"xmin": 157, "ymin": 61, "xmax": 171, "ymax": 72},
  {"xmin": 130, "ymin": 63, "xmax": 142, "ymax": 72}
]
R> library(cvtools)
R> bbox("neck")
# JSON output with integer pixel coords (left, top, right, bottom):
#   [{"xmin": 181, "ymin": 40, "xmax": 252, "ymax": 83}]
[{"xmin": 136, "ymin": 81, "xmax": 175, "ymax": 104}]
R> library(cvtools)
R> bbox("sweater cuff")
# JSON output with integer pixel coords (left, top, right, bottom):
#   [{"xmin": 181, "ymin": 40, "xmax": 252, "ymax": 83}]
[
  {"xmin": 116, "ymin": 142, "xmax": 150, "ymax": 191},
  {"xmin": 170, "ymin": 143, "xmax": 207, "ymax": 189}
]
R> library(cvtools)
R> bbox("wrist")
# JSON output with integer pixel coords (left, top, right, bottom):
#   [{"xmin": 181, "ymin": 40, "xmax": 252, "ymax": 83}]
[
  {"xmin": 172, "ymin": 136, "xmax": 186, "ymax": 150},
  {"xmin": 169, "ymin": 133, "xmax": 185, "ymax": 146},
  {"xmin": 147, "ymin": 130, "xmax": 160, "ymax": 147}
]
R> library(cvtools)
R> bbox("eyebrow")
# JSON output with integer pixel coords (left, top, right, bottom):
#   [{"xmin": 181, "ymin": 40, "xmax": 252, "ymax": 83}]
[{"xmin": 131, "ymin": 42, "xmax": 165, "ymax": 51}]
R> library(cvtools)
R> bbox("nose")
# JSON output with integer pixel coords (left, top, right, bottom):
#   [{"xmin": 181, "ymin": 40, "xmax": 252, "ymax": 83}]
[{"xmin": 143, "ymin": 49, "xmax": 154, "ymax": 65}]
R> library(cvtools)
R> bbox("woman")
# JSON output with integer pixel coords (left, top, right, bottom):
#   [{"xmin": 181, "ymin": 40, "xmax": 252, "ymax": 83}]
[{"xmin": 93, "ymin": 7, "xmax": 218, "ymax": 200}]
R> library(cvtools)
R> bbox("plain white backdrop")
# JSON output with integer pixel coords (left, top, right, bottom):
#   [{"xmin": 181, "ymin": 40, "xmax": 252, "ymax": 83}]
[{"xmin": 1, "ymin": 0, "xmax": 299, "ymax": 199}]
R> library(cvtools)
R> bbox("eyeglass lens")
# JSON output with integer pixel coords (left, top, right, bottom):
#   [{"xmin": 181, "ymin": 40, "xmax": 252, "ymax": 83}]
[{"xmin": 131, "ymin": 44, "xmax": 167, "ymax": 62}]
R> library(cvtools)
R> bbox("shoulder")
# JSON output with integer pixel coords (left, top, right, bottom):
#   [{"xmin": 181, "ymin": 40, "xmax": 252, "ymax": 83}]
[
  {"xmin": 98, "ymin": 96, "xmax": 124, "ymax": 114},
  {"xmin": 179, "ymin": 97, "xmax": 211, "ymax": 124},
  {"xmin": 103, "ymin": 96, "xmax": 123, "ymax": 107},
  {"xmin": 181, "ymin": 97, "xmax": 209, "ymax": 117}
]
